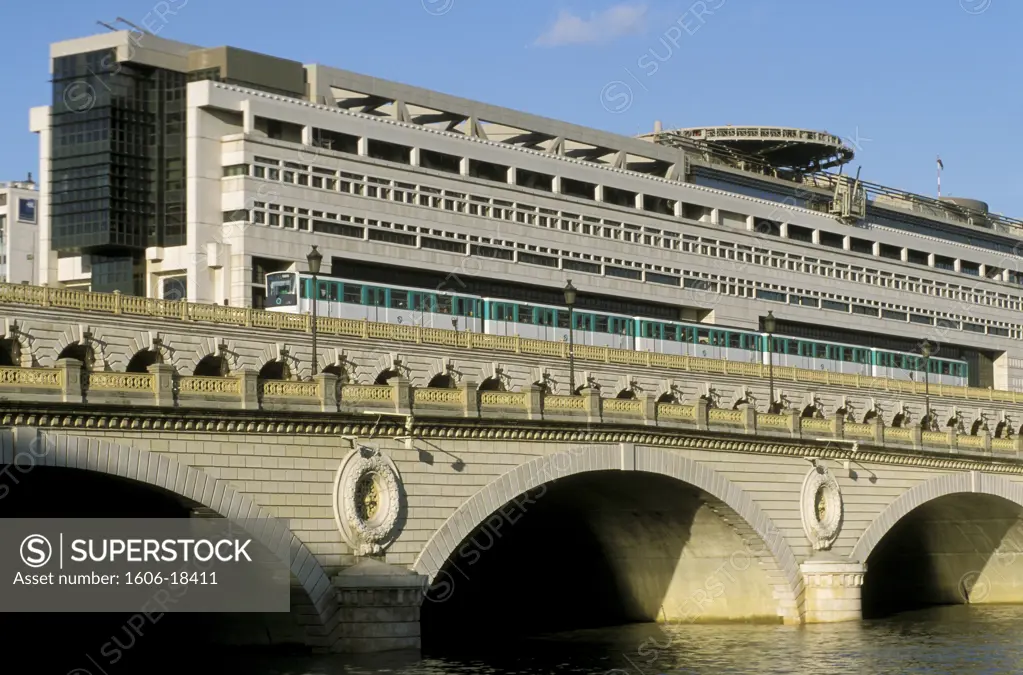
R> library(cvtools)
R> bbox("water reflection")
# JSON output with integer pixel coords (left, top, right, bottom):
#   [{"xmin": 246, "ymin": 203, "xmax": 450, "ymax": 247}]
[{"xmin": 127, "ymin": 605, "xmax": 1023, "ymax": 674}]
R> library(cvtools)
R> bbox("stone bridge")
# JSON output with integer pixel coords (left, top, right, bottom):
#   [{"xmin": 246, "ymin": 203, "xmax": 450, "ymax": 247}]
[{"xmin": 4, "ymin": 283, "xmax": 1023, "ymax": 653}]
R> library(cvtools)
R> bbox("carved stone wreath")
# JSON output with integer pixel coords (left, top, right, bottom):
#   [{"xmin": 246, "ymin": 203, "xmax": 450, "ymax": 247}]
[
  {"xmin": 333, "ymin": 447, "xmax": 403, "ymax": 556},
  {"xmin": 801, "ymin": 464, "xmax": 843, "ymax": 551}
]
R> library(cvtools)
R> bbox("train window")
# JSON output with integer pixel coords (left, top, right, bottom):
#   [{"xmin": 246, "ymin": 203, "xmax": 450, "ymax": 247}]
[
  {"xmin": 771, "ymin": 337, "xmax": 784, "ymax": 354},
  {"xmin": 409, "ymin": 293, "xmax": 423, "ymax": 311},
  {"xmin": 557, "ymin": 311, "xmax": 570, "ymax": 329},
  {"xmin": 643, "ymin": 322, "xmax": 656, "ymax": 339},
  {"xmin": 538, "ymin": 308, "xmax": 555, "ymax": 326},
  {"xmin": 328, "ymin": 282, "xmax": 339, "ymax": 301},
  {"xmin": 728, "ymin": 333, "xmax": 741, "ymax": 349},
  {"xmin": 316, "ymin": 280, "xmax": 329, "ymax": 300},
  {"xmin": 575, "ymin": 313, "xmax": 588, "ymax": 330},
  {"xmin": 342, "ymin": 284, "xmax": 361, "ymax": 304},
  {"xmin": 814, "ymin": 343, "xmax": 827, "ymax": 359},
  {"xmin": 842, "ymin": 348, "xmax": 853, "ymax": 362},
  {"xmin": 855, "ymin": 349, "xmax": 869, "ymax": 364},
  {"xmin": 436, "ymin": 295, "xmax": 452, "ymax": 314},
  {"xmin": 698, "ymin": 329, "xmax": 709, "ymax": 345},
  {"xmin": 941, "ymin": 362, "xmax": 951, "ymax": 375},
  {"xmin": 391, "ymin": 290, "xmax": 408, "ymax": 309},
  {"xmin": 516, "ymin": 305, "xmax": 532, "ymax": 324},
  {"xmin": 367, "ymin": 287, "xmax": 386, "ymax": 306},
  {"xmin": 788, "ymin": 341, "xmax": 799, "ymax": 356}
]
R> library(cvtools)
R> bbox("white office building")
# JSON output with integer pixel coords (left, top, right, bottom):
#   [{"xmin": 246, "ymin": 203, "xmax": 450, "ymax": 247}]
[
  {"xmin": 27, "ymin": 30, "xmax": 1023, "ymax": 390},
  {"xmin": 0, "ymin": 176, "xmax": 39, "ymax": 285}
]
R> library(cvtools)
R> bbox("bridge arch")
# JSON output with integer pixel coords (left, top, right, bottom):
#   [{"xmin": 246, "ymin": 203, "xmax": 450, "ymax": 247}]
[
  {"xmin": 852, "ymin": 471, "xmax": 1023, "ymax": 563},
  {"xmin": 1, "ymin": 428, "xmax": 338, "ymax": 645},
  {"xmin": 414, "ymin": 444, "xmax": 802, "ymax": 622}
]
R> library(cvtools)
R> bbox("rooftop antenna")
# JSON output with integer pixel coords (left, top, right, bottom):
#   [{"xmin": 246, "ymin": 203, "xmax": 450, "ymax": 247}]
[
  {"xmin": 937, "ymin": 156, "xmax": 943, "ymax": 198},
  {"xmin": 115, "ymin": 17, "xmax": 152, "ymax": 35},
  {"xmin": 97, "ymin": 21, "xmax": 119, "ymax": 32}
]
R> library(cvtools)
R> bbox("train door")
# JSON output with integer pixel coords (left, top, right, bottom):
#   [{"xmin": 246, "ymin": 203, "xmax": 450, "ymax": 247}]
[
  {"xmin": 364, "ymin": 285, "xmax": 386, "ymax": 323},
  {"xmin": 537, "ymin": 307, "xmax": 556, "ymax": 342},
  {"xmin": 489, "ymin": 301, "xmax": 516, "ymax": 337}
]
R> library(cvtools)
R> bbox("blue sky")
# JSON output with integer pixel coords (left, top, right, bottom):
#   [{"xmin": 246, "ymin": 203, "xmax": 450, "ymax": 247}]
[{"xmin": 2, "ymin": 0, "xmax": 1020, "ymax": 216}]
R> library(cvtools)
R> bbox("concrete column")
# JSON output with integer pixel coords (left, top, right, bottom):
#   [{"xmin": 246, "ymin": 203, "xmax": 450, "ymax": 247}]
[
  {"xmin": 301, "ymin": 125, "xmax": 312, "ymax": 145},
  {"xmin": 459, "ymin": 157, "xmax": 469, "ymax": 176},
  {"xmin": 811, "ymin": 229, "xmax": 821, "ymax": 245},
  {"xmin": 392, "ymin": 376, "xmax": 412, "ymax": 416},
  {"xmin": 831, "ymin": 414, "xmax": 844, "ymax": 438},
  {"xmin": 332, "ymin": 559, "xmax": 428, "ymax": 653},
  {"xmin": 55, "ymin": 358, "xmax": 84, "ymax": 404},
  {"xmin": 740, "ymin": 403, "xmax": 756, "ymax": 433},
  {"xmin": 552, "ymin": 176, "xmax": 562, "ymax": 194},
  {"xmin": 238, "ymin": 369, "xmax": 259, "ymax": 410},
  {"xmin": 954, "ymin": 259, "xmax": 962, "ymax": 273},
  {"xmin": 786, "ymin": 410, "xmax": 800, "ymax": 437},
  {"xmin": 526, "ymin": 384, "xmax": 543, "ymax": 420},
  {"xmin": 460, "ymin": 378, "xmax": 478, "ymax": 418},
  {"xmin": 584, "ymin": 388, "xmax": 602, "ymax": 424},
  {"xmin": 871, "ymin": 417, "xmax": 884, "ymax": 445},
  {"xmin": 316, "ymin": 372, "xmax": 339, "ymax": 413},
  {"xmin": 148, "ymin": 363, "xmax": 176, "ymax": 408},
  {"xmin": 240, "ymin": 101, "xmax": 254, "ymax": 134},
  {"xmin": 745, "ymin": 215, "xmax": 755, "ymax": 231},
  {"xmin": 800, "ymin": 557, "xmax": 865, "ymax": 623},
  {"xmin": 595, "ymin": 184, "xmax": 604, "ymax": 203},
  {"xmin": 507, "ymin": 166, "xmax": 516, "ymax": 185},
  {"xmin": 357, "ymin": 137, "xmax": 368, "ymax": 156},
  {"xmin": 673, "ymin": 200, "xmax": 683, "ymax": 217},
  {"xmin": 949, "ymin": 427, "xmax": 958, "ymax": 454},
  {"xmin": 779, "ymin": 223, "xmax": 789, "ymax": 238},
  {"xmin": 409, "ymin": 147, "xmax": 420, "ymax": 167},
  {"xmin": 981, "ymin": 430, "xmax": 992, "ymax": 453},
  {"xmin": 696, "ymin": 398, "xmax": 709, "ymax": 430},
  {"xmin": 927, "ymin": 253, "xmax": 936, "ymax": 267},
  {"xmin": 641, "ymin": 394, "xmax": 657, "ymax": 426},
  {"xmin": 635, "ymin": 193, "xmax": 644, "ymax": 210},
  {"xmin": 911, "ymin": 426, "xmax": 922, "ymax": 450},
  {"xmin": 842, "ymin": 235, "xmax": 851, "ymax": 251},
  {"xmin": 710, "ymin": 207, "xmax": 720, "ymax": 225},
  {"xmin": 871, "ymin": 242, "xmax": 881, "ymax": 256}
]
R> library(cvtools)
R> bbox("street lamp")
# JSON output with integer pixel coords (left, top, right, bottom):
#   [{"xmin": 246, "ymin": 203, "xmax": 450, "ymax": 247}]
[
  {"xmin": 306, "ymin": 246, "xmax": 323, "ymax": 380},
  {"xmin": 764, "ymin": 311, "xmax": 776, "ymax": 409},
  {"xmin": 564, "ymin": 280, "xmax": 577, "ymax": 394},
  {"xmin": 921, "ymin": 340, "xmax": 932, "ymax": 429}
]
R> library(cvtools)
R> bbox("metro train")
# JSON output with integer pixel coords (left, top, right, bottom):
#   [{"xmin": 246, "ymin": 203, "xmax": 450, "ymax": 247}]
[{"xmin": 265, "ymin": 271, "xmax": 970, "ymax": 387}]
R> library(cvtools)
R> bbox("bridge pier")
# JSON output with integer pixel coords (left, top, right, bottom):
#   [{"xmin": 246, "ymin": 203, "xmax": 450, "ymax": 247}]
[{"xmin": 800, "ymin": 556, "xmax": 866, "ymax": 623}]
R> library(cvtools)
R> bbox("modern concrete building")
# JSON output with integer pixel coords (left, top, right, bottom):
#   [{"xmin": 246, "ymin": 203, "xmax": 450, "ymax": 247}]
[
  {"xmin": 0, "ymin": 176, "xmax": 39, "ymax": 285},
  {"xmin": 28, "ymin": 30, "xmax": 1023, "ymax": 390}
]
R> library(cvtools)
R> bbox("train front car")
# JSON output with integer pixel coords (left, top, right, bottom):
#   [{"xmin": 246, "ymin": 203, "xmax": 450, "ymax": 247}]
[{"xmin": 266, "ymin": 272, "xmax": 300, "ymax": 312}]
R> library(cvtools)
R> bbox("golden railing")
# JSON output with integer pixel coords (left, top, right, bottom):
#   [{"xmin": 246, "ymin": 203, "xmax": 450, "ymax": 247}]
[
  {"xmin": 657, "ymin": 403, "xmax": 696, "ymax": 421},
  {"xmin": 544, "ymin": 395, "xmax": 587, "ymax": 411},
  {"xmin": 414, "ymin": 388, "xmax": 463, "ymax": 406},
  {"xmin": 800, "ymin": 418, "xmax": 832, "ymax": 433},
  {"xmin": 709, "ymin": 409, "xmax": 744, "ymax": 425},
  {"xmin": 480, "ymin": 391, "xmax": 527, "ymax": 408},
  {"xmin": 0, "ymin": 366, "xmax": 63, "ymax": 389},
  {"xmin": 1, "ymin": 282, "xmax": 1020, "ymax": 406},
  {"xmin": 845, "ymin": 423, "xmax": 875, "ymax": 438},
  {"xmin": 885, "ymin": 427, "xmax": 913, "ymax": 443},
  {"xmin": 603, "ymin": 398, "xmax": 643, "ymax": 414},
  {"xmin": 87, "ymin": 372, "xmax": 154, "ymax": 392},
  {"xmin": 757, "ymin": 413, "xmax": 790, "ymax": 429},
  {"xmin": 178, "ymin": 376, "xmax": 242, "ymax": 396}
]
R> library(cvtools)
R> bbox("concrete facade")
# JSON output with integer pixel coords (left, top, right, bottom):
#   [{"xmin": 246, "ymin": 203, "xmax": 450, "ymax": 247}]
[{"xmin": 0, "ymin": 179, "xmax": 39, "ymax": 285}]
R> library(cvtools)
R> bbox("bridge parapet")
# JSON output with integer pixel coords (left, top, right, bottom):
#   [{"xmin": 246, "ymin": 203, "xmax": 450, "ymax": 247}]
[{"xmin": 2, "ymin": 362, "xmax": 1020, "ymax": 460}]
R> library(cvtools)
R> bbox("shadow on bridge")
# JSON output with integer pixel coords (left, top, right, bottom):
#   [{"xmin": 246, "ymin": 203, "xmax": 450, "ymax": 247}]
[
  {"xmin": 0, "ymin": 463, "xmax": 315, "ymax": 671},
  {"xmin": 862, "ymin": 492, "xmax": 1023, "ymax": 619},
  {"xmin": 420, "ymin": 470, "xmax": 784, "ymax": 651}
]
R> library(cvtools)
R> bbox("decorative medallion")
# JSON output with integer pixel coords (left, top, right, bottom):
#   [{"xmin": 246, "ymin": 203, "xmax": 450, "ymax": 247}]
[
  {"xmin": 333, "ymin": 445, "xmax": 403, "ymax": 556},
  {"xmin": 801, "ymin": 463, "xmax": 843, "ymax": 551}
]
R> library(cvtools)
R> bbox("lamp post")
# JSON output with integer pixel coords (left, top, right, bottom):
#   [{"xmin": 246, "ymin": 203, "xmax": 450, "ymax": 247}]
[
  {"xmin": 306, "ymin": 246, "xmax": 323, "ymax": 380},
  {"xmin": 564, "ymin": 280, "xmax": 577, "ymax": 394},
  {"xmin": 921, "ymin": 340, "xmax": 932, "ymax": 429},
  {"xmin": 764, "ymin": 311, "xmax": 776, "ymax": 409}
]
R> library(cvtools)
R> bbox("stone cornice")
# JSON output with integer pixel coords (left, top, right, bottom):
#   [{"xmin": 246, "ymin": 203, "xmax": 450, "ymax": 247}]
[{"xmin": 3, "ymin": 403, "xmax": 1023, "ymax": 476}]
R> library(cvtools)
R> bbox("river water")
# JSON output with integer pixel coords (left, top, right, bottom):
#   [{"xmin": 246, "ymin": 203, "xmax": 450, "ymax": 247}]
[{"xmin": 190, "ymin": 605, "xmax": 1023, "ymax": 675}]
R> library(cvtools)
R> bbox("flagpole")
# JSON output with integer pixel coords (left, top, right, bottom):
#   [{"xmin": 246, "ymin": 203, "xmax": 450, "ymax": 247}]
[{"xmin": 937, "ymin": 156, "xmax": 942, "ymax": 198}]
